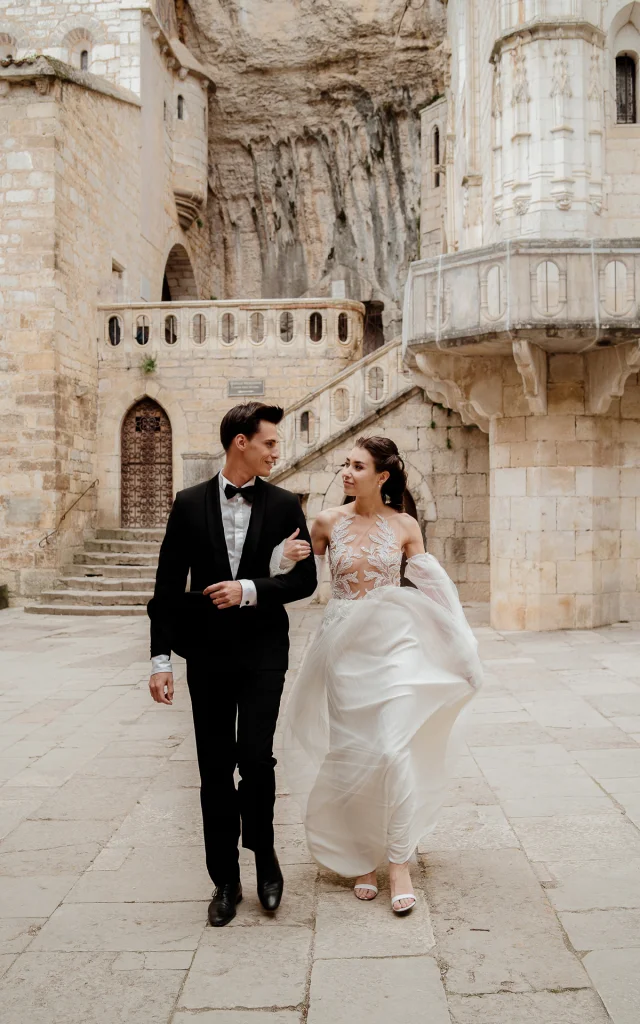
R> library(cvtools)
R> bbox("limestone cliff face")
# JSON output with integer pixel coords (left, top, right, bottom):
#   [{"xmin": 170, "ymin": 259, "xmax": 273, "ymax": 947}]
[{"xmin": 182, "ymin": 0, "xmax": 446, "ymax": 336}]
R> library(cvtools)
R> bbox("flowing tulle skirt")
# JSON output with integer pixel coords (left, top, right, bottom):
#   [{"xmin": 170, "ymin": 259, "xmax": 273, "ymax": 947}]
[{"xmin": 283, "ymin": 558, "xmax": 482, "ymax": 877}]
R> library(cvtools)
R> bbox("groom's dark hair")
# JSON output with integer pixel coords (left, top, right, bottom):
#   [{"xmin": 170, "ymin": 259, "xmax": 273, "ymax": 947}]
[{"xmin": 220, "ymin": 402, "xmax": 284, "ymax": 451}]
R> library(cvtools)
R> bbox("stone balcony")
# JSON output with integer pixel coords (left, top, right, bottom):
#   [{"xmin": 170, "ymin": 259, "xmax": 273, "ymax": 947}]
[
  {"xmin": 98, "ymin": 298, "xmax": 364, "ymax": 364},
  {"xmin": 403, "ymin": 239, "xmax": 640, "ymax": 358}
]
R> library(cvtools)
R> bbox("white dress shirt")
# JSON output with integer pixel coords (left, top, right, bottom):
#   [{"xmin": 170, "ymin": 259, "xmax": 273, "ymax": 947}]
[{"xmin": 151, "ymin": 472, "xmax": 291, "ymax": 676}]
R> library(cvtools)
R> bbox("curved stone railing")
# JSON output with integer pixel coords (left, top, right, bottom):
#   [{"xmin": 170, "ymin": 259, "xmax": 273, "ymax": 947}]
[
  {"xmin": 98, "ymin": 298, "xmax": 364, "ymax": 359},
  {"xmin": 271, "ymin": 338, "xmax": 415, "ymax": 480}
]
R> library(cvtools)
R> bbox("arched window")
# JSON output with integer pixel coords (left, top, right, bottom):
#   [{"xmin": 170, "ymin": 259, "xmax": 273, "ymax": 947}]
[
  {"xmin": 337, "ymin": 312, "xmax": 349, "ymax": 342},
  {"xmin": 309, "ymin": 312, "xmax": 323, "ymax": 342},
  {"xmin": 177, "ymin": 95, "xmax": 185, "ymax": 120},
  {"xmin": 433, "ymin": 126, "xmax": 441, "ymax": 188},
  {"xmin": 108, "ymin": 316, "xmax": 121, "ymax": 346},
  {"xmin": 80, "ymin": 49, "xmax": 89, "ymax": 71},
  {"xmin": 135, "ymin": 314, "xmax": 150, "ymax": 346},
  {"xmin": 300, "ymin": 410, "xmax": 315, "ymax": 445},
  {"xmin": 280, "ymin": 311, "xmax": 294, "ymax": 343},
  {"xmin": 192, "ymin": 313, "xmax": 207, "ymax": 345},
  {"xmin": 367, "ymin": 365, "xmax": 385, "ymax": 402},
  {"xmin": 164, "ymin": 314, "xmax": 178, "ymax": 345},
  {"xmin": 221, "ymin": 312, "xmax": 236, "ymax": 345},
  {"xmin": 616, "ymin": 55, "xmax": 637, "ymax": 124},
  {"xmin": 249, "ymin": 311, "xmax": 265, "ymax": 343}
]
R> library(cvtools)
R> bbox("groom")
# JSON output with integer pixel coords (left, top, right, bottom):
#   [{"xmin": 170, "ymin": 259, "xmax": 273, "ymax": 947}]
[{"xmin": 147, "ymin": 402, "xmax": 317, "ymax": 926}]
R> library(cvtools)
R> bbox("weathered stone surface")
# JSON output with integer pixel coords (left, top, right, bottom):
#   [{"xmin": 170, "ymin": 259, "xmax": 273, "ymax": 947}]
[
  {"xmin": 544, "ymin": 859, "xmax": 640, "ymax": 912},
  {"xmin": 584, "ymin": 949, "xmax": 640, "ymax": 1024},
  {"xmin": 314, "ymin": 889, "xmax": 433, "ymax": 959},
  {"xmin": 447, "ymin": 991, "xmax": 612, "ymax": 1024},
  {"xmin": 30, "ymin": 902, "xmax": 206, "ymax": 952},
  {"xmin": 0, "ymin": 952, "xmax": 186, "ymax": 1024},
  {"xmin": 178, "ymin": 927, "xmax": 312, "ymax": 1010},
  {"xmin": 424, "ymin": 850, "xmax": 590, "ymax": 995},
  {"xmin": 308, "ymin": 956, "xmax": 450, "ymax": 1024}
]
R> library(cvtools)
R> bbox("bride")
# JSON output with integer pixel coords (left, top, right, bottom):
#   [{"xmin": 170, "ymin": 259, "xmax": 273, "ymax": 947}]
[{"xmin": 282, "ymin": 436, "xmax": 483, "ymax": 914}]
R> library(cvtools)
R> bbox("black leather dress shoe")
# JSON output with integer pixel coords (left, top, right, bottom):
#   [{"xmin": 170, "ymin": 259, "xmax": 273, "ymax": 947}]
[
  {"xmin": 256, "ymin": 848, "xmax": 284, "ymax": 911},
  {"xmin": 208, "ymin": 882, "xmax": 242, "ymax": 927}
]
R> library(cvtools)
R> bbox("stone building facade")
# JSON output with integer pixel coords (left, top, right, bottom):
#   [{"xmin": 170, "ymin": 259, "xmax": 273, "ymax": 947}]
[
  {"xmin": 2, "ymin": 0, "xmax": 639, "ymax": 630},
  {"xmin": 405, "ymin": 0, "xmax": 640, "ymax": 629}
]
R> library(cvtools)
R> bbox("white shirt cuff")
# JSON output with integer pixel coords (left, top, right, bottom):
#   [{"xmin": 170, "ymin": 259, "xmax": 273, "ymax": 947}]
[
  {"xmin": 239, "ymin": 579, "xmax": 257, "ymax": 607},
  {"xmin": 269, "ymin": 540, "xmax": 296, "ymax": 577},
  {"xmin": 151, "ymin": 654, "xmax": 173, "ymax": 674}
]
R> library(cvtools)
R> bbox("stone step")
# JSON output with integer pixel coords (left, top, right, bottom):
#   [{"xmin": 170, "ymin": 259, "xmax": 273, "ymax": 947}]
[
  {"xmin": 39, "ymin": 589, "xmax": 151, "ymax": 606},
  {"xmin": 96, "ymin": 528, "xmax": 165, "ymax": 542},
  {"xmin": 74, "ymin": 552, "xmax": 159, "ymax": 567},
  {"xmin": 55, "ymin": 576, "xmax": 155, "ymax": 592},
  {"xmin": 66, "ymin": 564, "xmax": 157, "ymax": 579},
  {"xmin": 84, "ymin": 539, "xmax": 161, "ymax": 554},
  {"xmin": 25, "ymin": 603, "xmax": 148, "ymax": 616}
]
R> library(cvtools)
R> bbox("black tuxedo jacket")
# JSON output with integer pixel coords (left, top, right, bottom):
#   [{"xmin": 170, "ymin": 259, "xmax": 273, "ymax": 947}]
[{"xmin": 148, "ymin": 475, "xmax": 317, "ymax": 668}]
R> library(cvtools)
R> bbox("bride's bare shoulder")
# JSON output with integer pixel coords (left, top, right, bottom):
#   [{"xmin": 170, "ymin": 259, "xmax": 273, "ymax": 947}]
[{"xmin": 313, "ymin": 506, "xmax": 350, "ymax": 533}]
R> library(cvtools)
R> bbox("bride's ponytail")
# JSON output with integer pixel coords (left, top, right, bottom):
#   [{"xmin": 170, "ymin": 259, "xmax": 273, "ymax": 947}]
[{"xmin": 355, "ymin": 436, "xmax": 408, "ymax": 512}]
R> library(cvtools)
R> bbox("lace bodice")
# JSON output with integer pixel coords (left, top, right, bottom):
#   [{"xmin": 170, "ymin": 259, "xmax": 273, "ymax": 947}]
[{"xmin": 328, "ymin": 511, "xmax": 403, "ymax": 600}]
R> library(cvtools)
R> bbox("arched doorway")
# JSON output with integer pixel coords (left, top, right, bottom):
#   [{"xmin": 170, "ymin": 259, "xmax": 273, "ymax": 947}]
[
  {"xmin": 121, "ymin": 399, "xmax": 173, "ymax": 528},
  {"xmin": 162, "ymin": 244, "xmax": 198, "ymax": 300}
]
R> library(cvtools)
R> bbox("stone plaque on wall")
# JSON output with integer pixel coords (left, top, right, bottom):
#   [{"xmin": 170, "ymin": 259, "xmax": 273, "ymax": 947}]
[{"xmin": 228, "ymin": 379, "xmax": 265, "ymax": 397}]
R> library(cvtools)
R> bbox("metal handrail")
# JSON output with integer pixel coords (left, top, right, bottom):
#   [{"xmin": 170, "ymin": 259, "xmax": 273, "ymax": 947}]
[{"xmin": 39, "ymin": 479, "xmax": 99, "ymax": 548}]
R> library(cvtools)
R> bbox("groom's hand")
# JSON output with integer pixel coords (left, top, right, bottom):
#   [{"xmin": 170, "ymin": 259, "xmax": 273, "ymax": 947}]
[
  {"xmin": 149, "ymin": 672, "xmax": 174, "ymax": 705},
  {"xmin": 204, "ymin": 581, "xmax": 243, "ymax": 608}
]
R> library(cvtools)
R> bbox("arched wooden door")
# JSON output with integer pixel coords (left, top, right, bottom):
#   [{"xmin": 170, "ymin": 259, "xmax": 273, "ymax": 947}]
[{"xmin": 121, "ymin": 399, "xmax": 173, "ymax": 528}]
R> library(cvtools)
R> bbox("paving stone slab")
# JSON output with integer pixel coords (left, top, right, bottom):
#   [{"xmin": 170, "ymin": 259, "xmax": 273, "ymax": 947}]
[
  {"xmin": 0, "ymin": 842, "xmax": 101, "ymax": 876},
  {"xmin": 573, "ymin": 748, "xmax": 640, "ymax": 779},
  {"xmin": 178, "ymin": 926, "xmax": 312, "ymax": 1010},
  {"xmin": 584, "ymin": 949, "xmax": 640, "ymax": 1024},
  {"xmin": 226, "ymin": 864, "xmax": 317, "ymax": 929},
  {"xmin": 0, "ymin": 818, "xmax": 114, "ymax": 852},
  {"xmin": 0, "ymin": 875, "xmax": 79, "ymax": 917},
  {"xmin": 30, "ymin": 901, "xmax": 206, "ymax": 952},
  {"xmin": 0, "ymin": 951, "xmax": 185, "ymax": 1024},
  {"xmin": 65, "ymin": 845, "xmax": 210, "ymax": 903},
  {"xmin": 172, "ymin": 1014, "xmax": 301, "ymax": 1024},
  {"xmin": 307, "ymin": 956, "xmax": 450, "ymax": 1024},
  {"xmin": 545, "ymin": 727, "xmax": 640, "ymax": 749},
  {"xmin": 447, "ymin": 991, "xmax": 612, "ymax": 1023},
  {"xmin": 424, "ymin": 850, "xmax": 590, "ymax": 995},
  {"xmin": 0, "ymin": 918, "xmax": 44, "ymax": 954},
  {"xmin": 560, "ymin": 908, "xmax": 640, "ymax": 951},
  {"xmin": 510, "ymin": 813, "xmax": 640, "ymax": 861},
  {"xmin": 107, "ymin": 787, "xmax": 203, "ymax": 847},
  {"xmin": 419, "ymin": 804, "xmax": 519, "ymax": 851},
  {"xmin": 543, "ymin": 858, "xmax": 640, "ymax": 911},
  {"xmin": 314, "ymin": 889, "xmax": 433, "ymax": 959},
  {"xmin": 27, "ymin": 776, "xmax": 150, "ymax": 821}
]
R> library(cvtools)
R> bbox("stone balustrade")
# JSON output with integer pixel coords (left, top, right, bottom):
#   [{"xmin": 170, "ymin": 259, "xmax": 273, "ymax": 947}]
[
  {"xmin": 98, "ymin": 298, "xmax": 364, "ymax": 360},
  {"xmin": 403, "ymin": 239, "xmax": 640, "ymax": 358},
  {"xmin": 272, "ymin": 339, "xmax": 414, "ymax": 478}
]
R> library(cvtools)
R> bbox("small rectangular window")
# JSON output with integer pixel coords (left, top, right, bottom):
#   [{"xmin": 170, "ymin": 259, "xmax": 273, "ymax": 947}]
[{"xmin": 616, "ymin": 55, "xmax": 637, "ymax": 124}]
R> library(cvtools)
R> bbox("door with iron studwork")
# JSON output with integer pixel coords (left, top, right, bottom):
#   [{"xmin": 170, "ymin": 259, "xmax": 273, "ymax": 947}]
[{"xmin": 121, "ymin": 399, "xmax": 173, "ymax": 528}]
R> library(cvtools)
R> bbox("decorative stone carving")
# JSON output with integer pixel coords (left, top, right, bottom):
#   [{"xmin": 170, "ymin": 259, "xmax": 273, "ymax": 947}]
[
  {"xmin": 513, "ymin": 340, "xmax": 548, "ymax": 415},
  {"xmin": 34, "ymin": 78, "xmax": 51, "ymax": 95},
  {"xmin": 511, "ymin": 40, "xmax": 530, "ymax": 106},
  {"xmin": 554, "ymin": 191, "xmax": 573, "ymax": 210},
  {"xmin": 412, "ymin": 351, "xmax": 505, "ymax": 433},
  {"xmin": 586, "ymin": 342, "xmax": 640, "ymax": 415},
  {"xmin": 513, "ymin": 195, "xmax": 530, "ymax": 216}
]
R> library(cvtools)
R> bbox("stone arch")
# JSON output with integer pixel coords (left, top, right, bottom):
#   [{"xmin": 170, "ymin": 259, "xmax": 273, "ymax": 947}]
[
  {"xmin": 162, "ymin": 243, "xmax": 199, "ymax": 300},
  {"xmin": 62, "ymin": 26, "xmax": 95, "ymax": 69},
  {"xmin": 120, "ymin": 397, "xmax": 173, "ymax": 528},
  {"xmin": 0, "ymin": 26, "xmax": 29, "ymax": 54},
  {"xmin": 0, "ymin": 32, "xmax": 17, "ymax": 58},
  {"xmin": 46, "ymin": 13, "xmax": 110, "ymax": 48}
]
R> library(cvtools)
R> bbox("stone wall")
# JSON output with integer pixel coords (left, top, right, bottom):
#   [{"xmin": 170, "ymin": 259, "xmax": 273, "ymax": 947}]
[
  {"xmin": 281, "ymin": 391, "xmax": 490, "ymax": 603},
  {"xmin": 490, "ymin": 355, "xmax": 640, "ymax": 630},
  {"xmin": 0, "ymin": 73, "xmax": 143, "ymax": 600}
]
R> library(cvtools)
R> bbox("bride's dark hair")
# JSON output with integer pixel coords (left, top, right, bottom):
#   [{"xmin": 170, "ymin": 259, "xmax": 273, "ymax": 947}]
[{"xmin": 355, "ymin": 435, "xmax": 408, "ymax": 512}]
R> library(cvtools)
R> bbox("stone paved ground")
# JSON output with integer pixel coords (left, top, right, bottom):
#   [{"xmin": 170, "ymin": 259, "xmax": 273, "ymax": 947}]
[{"xmin": 1, "ymin": 606, "xmax": 640, "ymax": 1023}]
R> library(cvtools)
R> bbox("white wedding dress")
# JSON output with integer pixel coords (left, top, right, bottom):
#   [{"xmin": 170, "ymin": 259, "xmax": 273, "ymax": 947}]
[{"xmin": 283, "ymin": 510, "xmax": 483, "ymax": 877}]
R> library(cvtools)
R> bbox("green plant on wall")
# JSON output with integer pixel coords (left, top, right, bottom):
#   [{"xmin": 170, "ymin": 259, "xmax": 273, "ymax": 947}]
[{"xmin": 140, "ymin": 355, "xmax": 157, "ymax": 375}]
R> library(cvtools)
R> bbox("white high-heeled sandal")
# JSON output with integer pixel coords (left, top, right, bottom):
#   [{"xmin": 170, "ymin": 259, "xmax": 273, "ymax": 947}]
[
  {"xmin": 391, "ymin": 892, "xmax": 416, "ymax": 914},
  {"xmin": 353, "ymin": 883, "xmax": 378, "ymax": 900}
]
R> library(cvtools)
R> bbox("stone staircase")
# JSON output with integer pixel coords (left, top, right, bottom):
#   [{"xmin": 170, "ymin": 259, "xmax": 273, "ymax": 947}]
[{"xmin": 25, "ymin": 529, "xmax": 161, "ymax": 616}]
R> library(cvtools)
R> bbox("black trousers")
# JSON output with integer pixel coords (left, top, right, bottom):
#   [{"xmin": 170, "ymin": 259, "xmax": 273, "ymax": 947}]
[{"xmin": 186, "ymin": 660, "xmax": 286, "ymax": 886}]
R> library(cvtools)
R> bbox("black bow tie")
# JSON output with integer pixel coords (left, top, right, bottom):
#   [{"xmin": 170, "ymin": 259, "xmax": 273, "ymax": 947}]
[{"xmin": 224, "ymin": 483, "xmax": 255, "ymax": 503}]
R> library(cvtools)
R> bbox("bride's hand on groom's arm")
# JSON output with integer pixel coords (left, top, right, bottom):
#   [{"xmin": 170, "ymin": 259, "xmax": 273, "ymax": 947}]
[
  {"xmin": 204, "ymin": 580, "xmax": 243, "ymax": 608},
  {"xmin": 283, "ymin": 527, "xmax": 311, "ymax": 563}
]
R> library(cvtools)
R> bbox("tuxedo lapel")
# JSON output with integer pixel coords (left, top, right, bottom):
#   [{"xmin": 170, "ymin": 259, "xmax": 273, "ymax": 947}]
[
  {"xmin": 237, "ymin": 476, "xmax": 266, "ymax": 579},
  {"xmin": 205, "ymin": 475, "xmax": 233, "ymax": 581}
]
